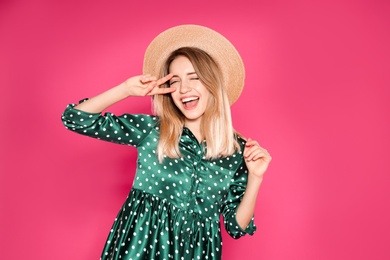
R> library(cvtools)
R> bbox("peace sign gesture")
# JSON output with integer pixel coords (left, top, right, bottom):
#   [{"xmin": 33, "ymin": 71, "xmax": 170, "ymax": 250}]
[{"xmin": 125, "ymin": 74, "xmax": 176, "ymax": 96}]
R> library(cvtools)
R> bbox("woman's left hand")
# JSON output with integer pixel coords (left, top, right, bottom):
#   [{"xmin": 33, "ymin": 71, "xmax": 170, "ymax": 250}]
[{"xmin": 243, "ymin": 138, "xmax": 272, "ymax": 179}]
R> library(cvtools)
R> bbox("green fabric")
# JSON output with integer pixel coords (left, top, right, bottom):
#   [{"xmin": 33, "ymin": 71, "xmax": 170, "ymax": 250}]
[{"xmin": 62, "ymin": 101, "xmax": 256, "ymax": 260}]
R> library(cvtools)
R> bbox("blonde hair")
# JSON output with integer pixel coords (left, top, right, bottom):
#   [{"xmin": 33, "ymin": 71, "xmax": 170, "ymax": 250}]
[{"xmin": 153, "ymin": 47, "xmax": 240, "ymax": 162}]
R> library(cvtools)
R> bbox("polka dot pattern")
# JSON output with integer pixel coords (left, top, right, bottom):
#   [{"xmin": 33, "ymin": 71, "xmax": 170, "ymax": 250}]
[{"xmin": 62, "ymin": 102, "xmax": 256, "ymax": 260}]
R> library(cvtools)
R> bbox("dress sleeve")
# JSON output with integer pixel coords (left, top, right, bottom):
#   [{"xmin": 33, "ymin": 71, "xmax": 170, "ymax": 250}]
[
  {"xmin": 61, "ymin": 100, "xmax": 158, "ymax": 147},
  {"xmin": 221, "ymin": 158, "xmax": 257, "ymax": 239}
]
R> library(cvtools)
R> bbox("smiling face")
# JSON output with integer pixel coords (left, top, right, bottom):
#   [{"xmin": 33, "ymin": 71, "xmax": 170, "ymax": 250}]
[{"xmin": 169, "ymin": 55, "xmax": 211, "ymax": 127}]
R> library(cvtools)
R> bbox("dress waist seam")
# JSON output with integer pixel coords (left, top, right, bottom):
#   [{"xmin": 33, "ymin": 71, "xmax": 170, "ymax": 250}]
[{"xmin": 130, "ymin": 188, "xmax": 220, "ymax": 223}]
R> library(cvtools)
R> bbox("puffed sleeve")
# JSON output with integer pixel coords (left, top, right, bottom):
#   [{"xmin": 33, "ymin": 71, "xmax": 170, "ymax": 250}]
[
  {"xmin": 221, "ymin": 158, "xmax": 257, "ymax": 239},
  {"xmin": 61, "ymin": 100, "xmax": 158, "ymax": 147}
]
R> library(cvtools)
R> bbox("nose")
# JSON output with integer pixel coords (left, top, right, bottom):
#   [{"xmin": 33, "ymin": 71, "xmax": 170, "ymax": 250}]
[{"xmin": 179, "ymin": 81, "xmax": 191, "ymax": 94}]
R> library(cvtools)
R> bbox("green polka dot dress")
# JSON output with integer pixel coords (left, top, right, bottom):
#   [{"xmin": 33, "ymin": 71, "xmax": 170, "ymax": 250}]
[{"xmin": 62, "ymin": 101, "xmax": 256, "ymax": 260}]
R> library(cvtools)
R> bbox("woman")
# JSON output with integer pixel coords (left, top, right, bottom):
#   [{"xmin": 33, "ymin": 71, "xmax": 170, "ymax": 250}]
[{"xmin": 62, "ymin": 25, "xmax": 271, "ymax": 260}]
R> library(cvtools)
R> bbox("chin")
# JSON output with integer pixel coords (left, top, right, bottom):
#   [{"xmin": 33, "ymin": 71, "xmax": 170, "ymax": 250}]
[{"xmin": 183, "ymin": 112, "xmax": 204, "ymax": 121}]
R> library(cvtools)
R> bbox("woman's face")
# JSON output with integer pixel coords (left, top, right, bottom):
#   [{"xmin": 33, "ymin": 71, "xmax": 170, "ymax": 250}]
[{"xmin": 169, "ymin": 56, "xmax": 211, "ymax": 126}]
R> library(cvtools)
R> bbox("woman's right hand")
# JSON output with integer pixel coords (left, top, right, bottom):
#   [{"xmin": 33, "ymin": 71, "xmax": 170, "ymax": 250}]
[
  {"xmin": 73, "ymin": 74, "xmax": 175, "ymax": 113},
  {"xmin": 125, "ymin": 74, "xmax": 176, "ymax": 97}
]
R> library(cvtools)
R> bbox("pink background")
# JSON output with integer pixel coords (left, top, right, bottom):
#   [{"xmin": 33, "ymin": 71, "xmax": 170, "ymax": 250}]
[{"xmin": 1, "ymin": 0, "xmax": 390, "ymax": 259}]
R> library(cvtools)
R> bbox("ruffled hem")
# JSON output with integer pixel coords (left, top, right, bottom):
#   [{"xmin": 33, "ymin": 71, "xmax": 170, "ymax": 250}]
[{"xmin": 100, "ymin": 188, "xmax": 223, "ymax": 260}]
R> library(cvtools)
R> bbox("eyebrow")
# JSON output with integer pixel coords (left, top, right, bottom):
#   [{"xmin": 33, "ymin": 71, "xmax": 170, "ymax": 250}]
[{"xmin": 171, "ymin": 72, "xmax": 197, "ymax": 78}]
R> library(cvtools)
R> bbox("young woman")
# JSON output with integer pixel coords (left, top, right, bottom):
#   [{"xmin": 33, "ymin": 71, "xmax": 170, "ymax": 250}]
[{"xmin": 62, "ymin": 25, "xmax": 271, "ymax": 260}]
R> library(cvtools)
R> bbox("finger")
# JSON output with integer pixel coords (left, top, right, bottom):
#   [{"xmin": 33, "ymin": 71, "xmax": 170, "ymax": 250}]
[
  {"xmin": 244, "ymin": 139, "xmax": 258, "ymax": 154},
  {"xmin": 143, "ymin": 82, "xmax": 158, "ymax": 95},
  {"xmin": 249, "ymin": 149, "xmax": 270, "ymax": 161},
  {"xmin": 148, "ymin": 86, "xmax": 176, "ymax": 96},
  {"xmin": 244, "ymin": 144, "xmax": 257, "ymax": 158},
  {"xmin": 246, "ymin": 149, "xmax": 263, "ymax": 161},
  {"xmin": 245, "ymin": 140, "xmax": 268, "ymax": 155},
  {"xmin": 139, "ymin": 74, "xmax": 151, "ymax": 83},
  {"xmin": 244, "ymin": 145, "xmax": 260, "ymax": 159},
  {"xmin": 156, "ymin": 73, "xmax": 174, "ymax": 86},
  {"xmin": 244, "ymin": 143, "xmax": 268, "ymax": 159},
  {"xmin": 245, "ymin": 138, "xmax": 259, "ymax": 147},
  {"xmin": 253, "ymin": 147, "xmax": 272, "ymax": 161}
]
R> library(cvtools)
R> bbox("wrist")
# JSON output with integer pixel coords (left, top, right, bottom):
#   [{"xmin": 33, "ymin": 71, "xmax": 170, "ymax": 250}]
[
  {"xmin": 118, "ymin": 81, "xmax": 132, "ymax": 98},
  {"xmin": 247, "ymin": 173, "xmax": 263, "ymax": 188}
]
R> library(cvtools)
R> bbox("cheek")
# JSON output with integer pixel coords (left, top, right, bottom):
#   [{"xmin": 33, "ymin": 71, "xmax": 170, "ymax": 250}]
[
  {"xmin": 202, "ymin": 90, "xmax": 212, "ymax": 104},
  {"xmin": 170, "ymin": 93, "xmax": 181, "ymax": 107},
  {"xmin": 204, "ymin": 95, "xmax": 212, "ymax": 108}
]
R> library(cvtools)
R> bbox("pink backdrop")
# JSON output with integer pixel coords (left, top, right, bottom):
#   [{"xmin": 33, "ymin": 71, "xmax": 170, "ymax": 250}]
[{"xmin": 1, "ymin": 0, "xmax": 390, "ymax": 259}]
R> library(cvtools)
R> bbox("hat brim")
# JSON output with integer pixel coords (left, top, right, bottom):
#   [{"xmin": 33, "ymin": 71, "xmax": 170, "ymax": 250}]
[{"xmin": 143, "ymin": 24, "xmax": 245, "ymax": 105}]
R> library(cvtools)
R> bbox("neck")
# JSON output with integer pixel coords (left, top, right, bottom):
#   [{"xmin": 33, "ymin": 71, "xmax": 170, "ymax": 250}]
[{"xmin": 184, "ymin": 119, "xmax": 203, "ymax": 143}]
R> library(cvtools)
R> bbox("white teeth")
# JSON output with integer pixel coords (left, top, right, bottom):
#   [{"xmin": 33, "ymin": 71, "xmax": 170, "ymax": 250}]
[{"xmin": 182, "ymin": 97, "xmax": 199, "ymax": 103}]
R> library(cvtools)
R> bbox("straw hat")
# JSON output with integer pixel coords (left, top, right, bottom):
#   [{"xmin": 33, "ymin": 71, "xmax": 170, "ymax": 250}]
[{"xmin": 143, "ymin": 24, "xmax": 245, "ymax": 105}]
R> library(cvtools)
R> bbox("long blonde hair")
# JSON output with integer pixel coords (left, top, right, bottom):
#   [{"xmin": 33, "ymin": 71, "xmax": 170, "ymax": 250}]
[{"xmin": 153, "ymin": 47, "xmax": 240, "ymax": 162}]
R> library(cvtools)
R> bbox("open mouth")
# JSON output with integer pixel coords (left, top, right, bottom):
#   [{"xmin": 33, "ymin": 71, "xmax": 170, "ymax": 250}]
[{"xmin": 181, "ymin": 96, "xmax": 199, "ymax": 109}]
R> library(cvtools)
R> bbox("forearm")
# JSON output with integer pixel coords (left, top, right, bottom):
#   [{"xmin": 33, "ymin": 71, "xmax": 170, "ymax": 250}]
[
  {"xmin": 235, "ymin": 174, "xmax": 263, "ymax": 230},
  {"xmin": 74, "ymin": 82, "xmax": 130, "ymax": 113}
]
